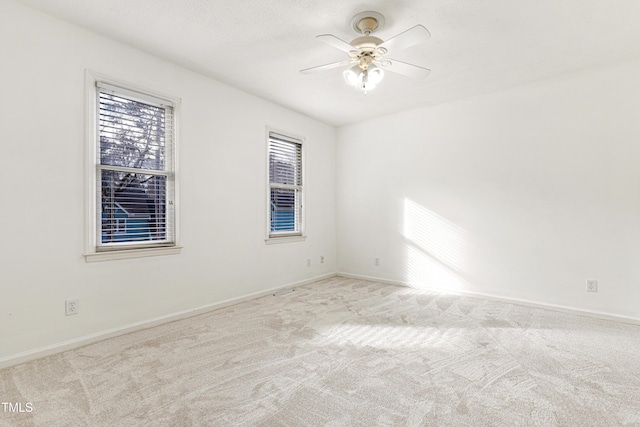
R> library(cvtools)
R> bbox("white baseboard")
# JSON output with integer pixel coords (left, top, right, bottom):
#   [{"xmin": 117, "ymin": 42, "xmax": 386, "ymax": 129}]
[
  {"xmin": 5, "ymin": 271, "xmax": 637, "ymax": 370},
  {"xmin": 0, "ymin": 273, "xmax": 336, "ymax": 370},
  {"xmin": 337, "ymin": 272, "xmax": 640, "ymax": 326}
]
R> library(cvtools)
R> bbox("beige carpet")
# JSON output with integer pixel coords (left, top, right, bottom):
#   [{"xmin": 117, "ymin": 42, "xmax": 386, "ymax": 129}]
[{"xmin": 2, "ymin": 276, "xmax": 640, "ymax": 426}]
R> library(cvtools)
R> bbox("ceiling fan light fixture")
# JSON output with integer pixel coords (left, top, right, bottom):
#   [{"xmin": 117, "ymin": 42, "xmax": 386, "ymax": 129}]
[
  {"xmin": 344, "ymin": 64, "xmax": 384, "ymax": 94},
  {"xmin": 359, "ymin": 72, "xmax": 374, "ymax": 94},
  {"xmin": 367, "ymin": 64, "xmax": 384, "ymax": 85},
  {"xmin": 343, "ymin": 65, "xmax": 361, "ymax": 86},
  {"xmin": 357, "ymin": 69, "xmax": 382, "ymax": 94}
]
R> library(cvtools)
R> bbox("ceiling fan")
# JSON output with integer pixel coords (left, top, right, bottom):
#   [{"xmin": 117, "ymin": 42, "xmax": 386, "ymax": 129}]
[{"xmin": 300, "ymin": 11, "xmax": 431, "ymax": 94}]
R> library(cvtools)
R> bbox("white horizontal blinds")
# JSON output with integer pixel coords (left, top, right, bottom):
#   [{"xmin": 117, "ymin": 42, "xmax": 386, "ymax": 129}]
[
  {"xmin": 269, "ymin": 132, "xmax": 302, "ymax": 236},
  {"xmin": 269, "ymin": 133, "xmax": 302, "ymax": 186},
  {"xmin": 97, "ymin": 82, "xmax": 175, "ymax": 247}
]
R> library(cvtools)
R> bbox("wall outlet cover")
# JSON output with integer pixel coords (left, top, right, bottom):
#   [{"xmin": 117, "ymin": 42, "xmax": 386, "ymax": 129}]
[{"xmin": 65, "ymin": 299, "xmax": 79, "ymax": 316}]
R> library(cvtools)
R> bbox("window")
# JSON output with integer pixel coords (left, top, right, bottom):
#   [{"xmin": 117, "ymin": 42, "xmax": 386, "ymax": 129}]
[
  {"xmin": 86, "ymin": 78, "xmax": 180, "ymax": 261},
  {"xmin": 267, "ymin": 131, "xmax": 304, "ymax": 241}
]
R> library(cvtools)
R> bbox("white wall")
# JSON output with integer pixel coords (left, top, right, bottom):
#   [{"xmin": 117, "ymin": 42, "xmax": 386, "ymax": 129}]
[
  {"xmin": 337, "ymin": 58, "xmax": 640, "ymax": 319},
  {"xmin": 0, "ymin": 1, "xmax": 336, "ymax": 363}
]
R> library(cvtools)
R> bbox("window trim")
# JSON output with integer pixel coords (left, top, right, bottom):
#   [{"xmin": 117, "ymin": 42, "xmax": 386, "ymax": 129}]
[
  {"xmin": 84, "ymin": 71, "xmax": 182, "ymax": 262},
  {"xmin": 265, "ymin": 127, "xmax": 306, "ymax": 243}
]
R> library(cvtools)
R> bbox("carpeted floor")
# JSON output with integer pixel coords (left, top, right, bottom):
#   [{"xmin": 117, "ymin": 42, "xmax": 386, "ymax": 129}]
[{"xmin": 2, "ymin": 276, "xmax": 640, "ymax": 426}]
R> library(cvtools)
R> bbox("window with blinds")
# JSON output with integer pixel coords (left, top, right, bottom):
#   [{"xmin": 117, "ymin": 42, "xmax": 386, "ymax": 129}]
[
  {"xmin": 268, "ymin": 132, "xmax": 303, "ymax": 237},
  {"xmin": 96, "ymin": 82, "xmax": 176, "ymax": 249}
]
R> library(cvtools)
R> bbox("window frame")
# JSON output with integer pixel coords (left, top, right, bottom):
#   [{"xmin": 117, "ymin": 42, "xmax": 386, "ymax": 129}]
[
  {"xmin": 265, "ymin": 128, "xmax": 306, "ymax": 244},
  {"xmin": 84, "ymin": 71, "xmax": 182, "ymax": 262}
]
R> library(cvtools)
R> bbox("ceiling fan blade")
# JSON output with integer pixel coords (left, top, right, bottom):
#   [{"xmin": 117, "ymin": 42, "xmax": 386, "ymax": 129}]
[
  {"xmin": 300, "ymin": 59, "xmax": 354, "ymax": 74},
  {"xmin": 316, "ymin": 34, "xmax": 357, "ymax": 53},
  {"xmin": 378, "ymin": 58, "xmax": 431, "ymax": 79},
  {"xmin": 377, "ymin": 25, "xmax": 431, "ymax": 53}
]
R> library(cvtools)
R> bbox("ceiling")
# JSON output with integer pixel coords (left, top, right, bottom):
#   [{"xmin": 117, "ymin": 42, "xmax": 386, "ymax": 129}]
[{"xmin": 14, "ymin": 0, "xmax": 640, "ymax": 126}]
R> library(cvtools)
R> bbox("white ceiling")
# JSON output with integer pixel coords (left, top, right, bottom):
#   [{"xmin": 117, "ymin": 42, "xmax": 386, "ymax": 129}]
[{"xmin": 14, "ymin": 0, "xmax": 640, "ymax": 126}]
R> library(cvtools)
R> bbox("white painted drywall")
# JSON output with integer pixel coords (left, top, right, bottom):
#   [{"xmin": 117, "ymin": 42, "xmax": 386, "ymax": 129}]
[
  {"xmin": 337, "ymin": 58, "xmax": 640, "ymax": 319},
  {"xmin": 0, "ymin": 1, "xmax": 336, "ymax": 361}
]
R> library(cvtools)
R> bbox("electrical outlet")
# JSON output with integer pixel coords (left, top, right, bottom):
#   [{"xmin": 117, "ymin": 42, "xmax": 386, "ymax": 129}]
[
  {"xmin": 374, "ymin": 257, "xmax": 380, "ymax": 266},
  {"xmin": 65, "ymin": 299, "xmax": 79, "ymax": 316},
  {"xmin": 586, "ymin": 279, "xmax": 598, "ymax": 293},
  {"xmin": 320, "ymin": 256, "xmax": 324, "ymax": 264},
  {"xmin": 307, "ymin": 258, "xmax": 311, "ymax": 267}
]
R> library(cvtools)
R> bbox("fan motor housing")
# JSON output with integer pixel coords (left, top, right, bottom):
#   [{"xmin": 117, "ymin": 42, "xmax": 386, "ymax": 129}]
[{"xmin": 350, "ymin": 35, "xmax": 383, "ymax": 52}]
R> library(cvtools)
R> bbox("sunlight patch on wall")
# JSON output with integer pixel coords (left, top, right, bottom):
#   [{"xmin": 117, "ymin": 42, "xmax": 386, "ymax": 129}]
[
  {"xmin": 404, "ymin": 244, "xmax": 468, "ymax": 293},
  {"xmin": 402, "ymin": 199, "xmax": 470, "ymax": 293}
]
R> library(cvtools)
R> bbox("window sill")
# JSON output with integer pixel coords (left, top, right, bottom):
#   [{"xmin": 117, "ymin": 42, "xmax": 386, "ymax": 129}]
[
  {"xmin": 265, "ymin": 235, "xmax": 306, "ymax": 245},
  {"xmin": 84, "ymin": 246, "xmax": 183, "ymax": 263}
]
